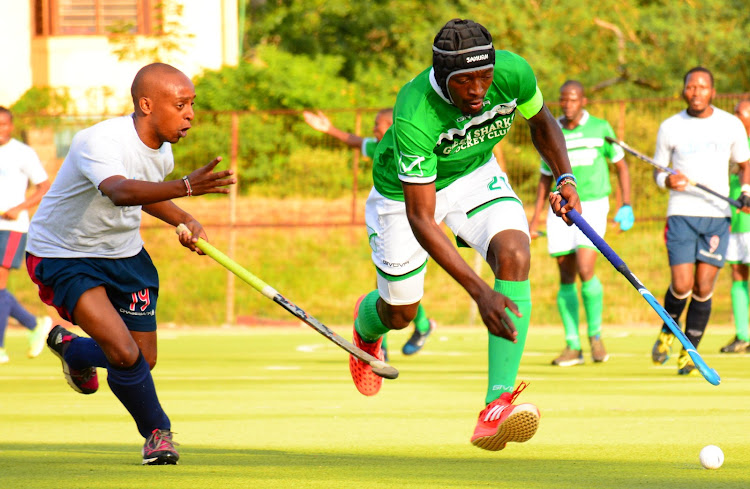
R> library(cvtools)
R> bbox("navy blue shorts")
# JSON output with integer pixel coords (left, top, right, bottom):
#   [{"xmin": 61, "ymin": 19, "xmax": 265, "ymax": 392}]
[
  {"xmin": 665, "ymin": 215, "xmax": 730, "ymax": 268},
  {"xmin": 26, "ymin": 248, "xmax": 159, "ymax": 332},
  {"xmin": 0, "ymin": 231, "xmax": 27, "ymax": 269}
]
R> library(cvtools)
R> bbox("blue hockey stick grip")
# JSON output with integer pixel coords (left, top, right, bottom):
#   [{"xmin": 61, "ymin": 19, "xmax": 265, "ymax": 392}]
[{"xmin": 558, "ymin": 199, "xmax": 720, "ymax": 386}]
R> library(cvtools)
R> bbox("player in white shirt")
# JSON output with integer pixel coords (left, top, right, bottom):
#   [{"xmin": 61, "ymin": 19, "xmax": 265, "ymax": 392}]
[
  {"xmin": 0, "ymin": 107, "xmax": 52, "ymax": 364},
  {"xmin": 650, "ymin": 67, "xmax": 750, "ymax": 375},
  {"xmin": 25, "ymin": 63, "xmax": 236, "ymax": 464}
]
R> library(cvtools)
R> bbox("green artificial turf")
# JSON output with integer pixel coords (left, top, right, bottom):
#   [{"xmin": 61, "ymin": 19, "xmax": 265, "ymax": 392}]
[{"xmin": 0, "ymin": 325, "xmax": 748, "ymax": 489}]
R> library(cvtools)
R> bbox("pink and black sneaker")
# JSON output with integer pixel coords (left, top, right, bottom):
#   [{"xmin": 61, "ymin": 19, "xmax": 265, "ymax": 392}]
[
  {"xmin": 47, "ymin": 325, "xmax": 99, "ymax": 395},
  {"xmin": 142, "ymin": 429, "xmax": 180, "ymax": 465}
]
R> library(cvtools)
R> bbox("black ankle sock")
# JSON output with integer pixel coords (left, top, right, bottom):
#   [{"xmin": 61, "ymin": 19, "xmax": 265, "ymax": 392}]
[
  {"xmin": 685, "ymin": 297, "xmax": 712, "ymax": 348},
  {"xmin": 662, "ymin": 287, "xmax": 688, "ymax": 333}
]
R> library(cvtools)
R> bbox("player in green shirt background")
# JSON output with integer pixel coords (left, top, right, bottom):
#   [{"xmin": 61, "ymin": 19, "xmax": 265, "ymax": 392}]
[
  {"xmin": 302, "ymin": 108, "xmax": 437, "ymax": 359},
  {"xmin": 348, "ymin": 18, "xmax": 581, "ymax": 452},
  {"xmin": 723, "ymin": 100, "xmax": 750, "ymax": 353},
  {"xmin": 528, "ymin": 81, "xmax": 632, "ymax": 367}
]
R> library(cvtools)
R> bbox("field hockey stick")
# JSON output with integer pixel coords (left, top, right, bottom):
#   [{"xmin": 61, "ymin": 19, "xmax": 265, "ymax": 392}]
[
  {"xmin": 605, "ymin": 136, "xmax": 742, "ymax": 208},
  {"xmin": 175, "ymin": 224, "xmax": 399, "ymax": 379},
  {"xmin": 557, "ymin": 200, "xmax": 720, "ymax": 385}
]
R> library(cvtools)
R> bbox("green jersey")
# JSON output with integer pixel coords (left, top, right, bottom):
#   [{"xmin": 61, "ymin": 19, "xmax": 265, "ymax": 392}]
[
  {"xmin": 372, "ymin": 50, "xmax": 543, "ymax": 201},
  {"xmin": 540, "ymin": 111, "xmax": 624, "ymax": 201},
  {"xmin": 730, "ymin": 136, "xmax": 750, "ymax": 233}
]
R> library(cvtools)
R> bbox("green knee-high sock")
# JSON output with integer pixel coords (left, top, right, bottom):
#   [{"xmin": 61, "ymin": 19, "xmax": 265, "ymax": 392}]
[
  {"xmin": 731, "ymin": 280, "xmax": 750, "ymax": 341},
  {"xmin": 557, "ymin": 283, "xmax": 580, "ymax": 350},
  {"xmin": 413, "ymin": 304, "xmax": 430, "ymax": 333},
  {"xmin": 486, "ymin": 279, "xmax": 532, "ymax": 404},
  {"xmin": 581, "ymin": 276, "xmax": 603, "ymax": 338},
  {"xmin": 355, "ymin": 290, "xmax": 391, "ymax": 342}
]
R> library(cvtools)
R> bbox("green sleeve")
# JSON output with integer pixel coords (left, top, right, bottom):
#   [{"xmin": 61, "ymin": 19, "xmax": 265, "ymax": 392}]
[
  {"xmin": 603, "ymin": 122, "xmax": 625, "ymax": 162},
  {"xmin": 518, "ymin": 86, "xmax": 544, "ymax": 119},
  {"xmin": 393, "ymin": 117, "xmax": 437, "ymax": 183}
]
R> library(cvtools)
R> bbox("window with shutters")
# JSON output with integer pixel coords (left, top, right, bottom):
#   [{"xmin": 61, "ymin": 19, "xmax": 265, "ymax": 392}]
[{"xmin": 33, "ymin": 0, "xmax": 160, "ymax": 36}]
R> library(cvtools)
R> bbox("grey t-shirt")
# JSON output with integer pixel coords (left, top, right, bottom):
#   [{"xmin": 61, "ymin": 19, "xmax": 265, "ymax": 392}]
[{"xmin": 28, "ymin": 115, "xmax": 174, "ymax": 258}]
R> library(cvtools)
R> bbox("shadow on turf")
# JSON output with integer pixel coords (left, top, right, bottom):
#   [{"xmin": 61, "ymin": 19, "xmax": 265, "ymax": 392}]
[{"xmin": 0, "ymin": 443, "xmax": 743, "ymax": 488}]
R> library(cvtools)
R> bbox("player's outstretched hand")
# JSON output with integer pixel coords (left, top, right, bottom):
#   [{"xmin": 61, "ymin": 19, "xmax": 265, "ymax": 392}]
[
  {"xmin": 186, "ymin": 157, "xmax": 236, "ymax": 196},
  {"xmin": 303, "ymin": 110, "xmax": 332, "ymax": 133},
  {"xmin": 176, "ymin": 219, "xmax": 207, "ymax": 254},
  {"xmin": 476, "ymin": 288, "xmax": 520, "ymax": 342},
  {"xmin": 549, "ymin": 184, "xmax": 581, "ymax": 226}
]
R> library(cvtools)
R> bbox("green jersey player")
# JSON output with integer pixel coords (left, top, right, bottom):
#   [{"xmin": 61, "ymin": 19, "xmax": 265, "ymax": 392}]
[
  {"xmin": 722, "ymin": 100, "xmax": 750, "ymax": 353},
  {"xmin": 528, "ymin": 81, "xmax": 631, "ymax": 367},
  {"xmin": 302, "ymin": 108, "xmax": 437, "ymax": 358},
  {"xmin": 348, "ymin": 18, "xmax": 580, "ymax": 452}
]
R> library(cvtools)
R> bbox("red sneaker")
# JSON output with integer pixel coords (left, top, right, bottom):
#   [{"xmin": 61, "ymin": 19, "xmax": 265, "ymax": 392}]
[
  {"xmin": 349, "ymin": 296, "xmax": 384, "ymax": 396},
  {"xmin": 470, "ymin": 382, "xmax": 540, "ymax": 451}
]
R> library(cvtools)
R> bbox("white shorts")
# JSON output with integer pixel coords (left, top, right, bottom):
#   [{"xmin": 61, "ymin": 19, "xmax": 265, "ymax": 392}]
[
  {"xmin": 545, "ymin": 196, "xmax": 609, "ymax": 256},
  {"xmin": 365, "ymin": 158, "xmax": 529, "ymax": 305},
  {"xmin": 726, "ymin": 232, "xmax": 750, "ymax": 263}
]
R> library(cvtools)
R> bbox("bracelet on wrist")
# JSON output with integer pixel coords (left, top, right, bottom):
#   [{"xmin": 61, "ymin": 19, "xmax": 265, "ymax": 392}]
[
  {"xmin": 555, "ymin": 173, "xmax": 576, "ymax": 187},
  {"xmin": 556, "ymin": 177, "xmax": 577, "ymax": 192},
  {"xmin": 182, "ymin": 175, "xmax": 192, "ymax": 197},
  {"xmin": 741, "ymin": 184, "xmax": 750, "ymax": 195}
]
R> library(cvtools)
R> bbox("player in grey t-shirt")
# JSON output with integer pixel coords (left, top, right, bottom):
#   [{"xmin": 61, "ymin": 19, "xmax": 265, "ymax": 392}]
[
  {"xmin": 26, "ymin": 63, "xmax": 235, "ymax": 465},
  {"xmin": 650, "ymin": 67, "xmax": 750, "ymax": 375}
]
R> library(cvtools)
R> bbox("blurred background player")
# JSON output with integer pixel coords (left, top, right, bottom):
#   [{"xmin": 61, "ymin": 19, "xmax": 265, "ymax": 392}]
[
  {"xmin": 650, "ymin": 67, "xmax": 750, "ymax": 374},
  {"xmin": 302, "ymin": 108, "xmax": 436, "ymax": 359},
  {"xmin": 348, "ymin": 18, "xmax": 581, "ymax": 451},
  {"xmin": 0, "ymin": 106, "xmax": 52, "ymax": 364},
  {"xmin": 722, "ymin": 99, "xmax": 750, "ymax": 353},
  {"xmin": 26, "ymin": 63, "xmax": 236, "ymax": 464},
  {"xmin": 528, "ymin": 81, "xmax": 631, "ymax": 366}
]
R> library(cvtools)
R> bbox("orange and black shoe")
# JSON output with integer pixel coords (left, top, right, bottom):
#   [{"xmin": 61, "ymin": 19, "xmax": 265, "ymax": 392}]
[
  {"xmin": 349, "ymin": 295, "xmax": 384, "ymax": 396},
  {"xmin": 47, "ymin": 325, "xmax": 99, "ymax": 395},
  {"xmin": 470, "ymin": 382, "xmax": 540, "ymax": 451}
]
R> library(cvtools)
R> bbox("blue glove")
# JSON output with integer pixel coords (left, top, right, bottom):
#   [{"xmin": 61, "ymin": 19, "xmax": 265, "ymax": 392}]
[{"xmin": 614, "ymin": 204, "xmax": 634, "ymax": 231}]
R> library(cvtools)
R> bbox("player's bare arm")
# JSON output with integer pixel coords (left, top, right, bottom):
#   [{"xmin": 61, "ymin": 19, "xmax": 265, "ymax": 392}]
[
  {"xmin": 98, "ymin": 156, "xmax": 236, "ymax": 206},
  {"xmin": 1, "ymin": 179, "xmax": 50, "ymax": 220},
  {"xmin": 142, "ymin": 201, "xmax": 206, "ymax": 254},
  {"xmin": 526, "ymin": 105, "xmax": 581, "ymax": 220},
  {"xmin": 402, "ymin": 182, "xmax": 519, "ymax": 341},
  {"xmin": 737, "ymin": 160, "xmax": 750, "ymax": 213},
  {"xmin": 303, "ymin": 110, "xmax": 364, "ymax": 149}
]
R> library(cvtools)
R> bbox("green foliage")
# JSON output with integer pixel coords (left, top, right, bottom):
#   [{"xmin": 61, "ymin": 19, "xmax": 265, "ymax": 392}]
[
  {"xmin": 9, "ymin": 86, "xmax": 72, "ymax": 133},
  {"xmin": 194, "ymin": 45, "xmax": 358, "ymax": 110},
  {"xmin": 241, "ymin": 0, "xmax": 750, "ymax": 101}
]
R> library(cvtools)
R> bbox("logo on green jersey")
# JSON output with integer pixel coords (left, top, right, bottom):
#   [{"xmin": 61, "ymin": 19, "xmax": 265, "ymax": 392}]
[
  {"xmin": 441, "ymin": 113, "xmax": 515, "ymax": 156},
  {"xmin": 398, "ymin": 153, "xmax": 426, "ymax": 177}
]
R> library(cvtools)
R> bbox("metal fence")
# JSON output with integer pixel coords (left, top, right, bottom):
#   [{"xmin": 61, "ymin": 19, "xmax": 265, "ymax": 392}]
[
  {"xmin": 15, "ymin": 93, "xmax": 750, "ymax": 326},
  {"xmin": 20, "ymin": 92, "xmax": 749, "ymax": 229}
]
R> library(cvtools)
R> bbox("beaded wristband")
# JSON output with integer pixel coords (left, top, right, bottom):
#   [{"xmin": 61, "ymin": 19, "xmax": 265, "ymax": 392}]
[
  {"xmin": 182, "ymin": 175, "xmax": 192, "ymax": 197},
  {"xmin": 555, "ymin": 173, "xmax": 576, "ymax": 187},
  {"xmin": 556, "ymin": 177, "xmax": 577, "ymax": 191}
]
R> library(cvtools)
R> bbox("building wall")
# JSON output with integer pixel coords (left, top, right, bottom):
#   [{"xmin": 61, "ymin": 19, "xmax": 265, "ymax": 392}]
[
  {"xmin": 0, "ymin": 1, "xmax": 34, "ymax": 107},
  {"xmin": 0, "ymin": 0, "xmax": 238, "ymax": 114}
]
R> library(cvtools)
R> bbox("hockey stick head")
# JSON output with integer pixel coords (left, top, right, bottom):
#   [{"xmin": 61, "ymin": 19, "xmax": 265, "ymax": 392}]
[
  {"xmin": 370, "ymin": 361, "xmax": 399, "ymax": 379},
  {"xmin": 686, "ymin": 348, "xmax": 721, "ymax": 386}
]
